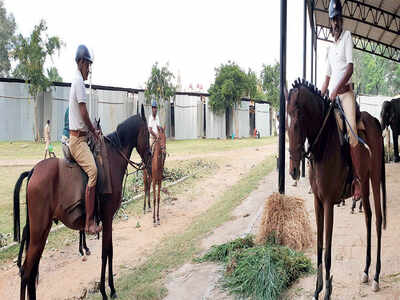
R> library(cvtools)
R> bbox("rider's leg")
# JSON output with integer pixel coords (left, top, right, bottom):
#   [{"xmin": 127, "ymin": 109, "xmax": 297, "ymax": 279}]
[
  {"xmin": 340, "ymin": 90, "xmax": 362, "ymax": 200},
  {"xmin": 69, "ymin": 135, "xmax": 102, "ymax": 234}
]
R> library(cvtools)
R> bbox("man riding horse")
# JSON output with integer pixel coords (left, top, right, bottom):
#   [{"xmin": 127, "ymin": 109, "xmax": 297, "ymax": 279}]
[
  {"xmin": 148, "ymin": 99, "xmax": 161, "ymax": 153},
  {"xmin": 321, "ymin": 0, "xmax": 363, "ymax": 201},
  {"xmin": 69, "ymin": 44, "xmax": 102, "ymax": 235}
]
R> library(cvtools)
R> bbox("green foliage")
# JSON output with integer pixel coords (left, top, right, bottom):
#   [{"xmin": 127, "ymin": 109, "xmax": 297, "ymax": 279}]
[
  {"xmin": 208, "ymin": 61, "xmax": 250, "ymax": 114},
  {"xmin": 144, "ymin": 62, "xmax": 176, "ymax": 107},
  {"xmin": 261, "ymin": 62, "xmax": 280, "ymax": 109},
  {"xmin": 198, "ymin": 235, "xmax": 313, "ymax": 300},
  {"xmin": 0, "ymin": 1, "xmax": 16, "ymax": 77},
  {"xmin": 46, "ymin": 66, "xmax": 62, "ymax": 82},
  {"xmin": 195, "ymin": 235, "xmax": 255, "ymax": 263},
  {"xmin": 11, "ymin": 20, "xmax": 63, "ymax": 97},
  {"xmin": 353, "ymin": 49, "xmax": 400, "ymax": 96}
]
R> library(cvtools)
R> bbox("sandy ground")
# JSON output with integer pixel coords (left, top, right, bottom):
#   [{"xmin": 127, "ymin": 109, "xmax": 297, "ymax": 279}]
[
  {"xmin": 0, "ymin": 143, "xmax": 276, "ymax": 300},
  {"xmin": 164, "ymin": 162, "xmax": 400, "ymax": 300}
]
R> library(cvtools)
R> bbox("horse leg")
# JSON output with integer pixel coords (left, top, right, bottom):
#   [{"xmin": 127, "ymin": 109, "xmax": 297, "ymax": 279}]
[
  {"xmin": 79, "ymin": 230, "xmax": 84, "ymax": 256},
  {"xmin": 313, "ymin": 197, "xmax": 324, "ymax": 300},
  {"xmin": 360, "ymin": 178, "xmax": 372, "ymax": 285},
  {"xmin": 22, "ymin": 223, "xmax": 51, "ymax": 300},
  {"xmin": 371, "ymin": 175, "xmax": 383, "ymax": 292},
  {"xmin": 82, "ymin": 230, "xmax": 90, "ymax": 256},
  {"xmin": 147, "ymin": 175, "xmax": 151, "ymax": 212},
  {"xmin": 143, "ymin": 174, "xmax": 147, "ymax": 213},
  {"xmin": 107, "ymin": 238, "xmax": 117, "ymax": 298},
  {"xmin": 359, "ymin": 198, "xmax": 363, "ymax": 213},
  {"xmin": 100, "ymin": 226, "xmax": 109, "ymax": 300},
  {"xmin": 157, "ymin": 181, "xmax": 161, "ymax": 225},
  {"xmin": 323, "ymin": 203, "xmax": 334, "ymax": 300},
  {"xmin": 152, "ymin": 179, "xmax": 157, "ymax": 225}
]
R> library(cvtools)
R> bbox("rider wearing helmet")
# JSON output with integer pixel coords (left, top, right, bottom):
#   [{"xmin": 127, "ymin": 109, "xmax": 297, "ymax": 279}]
[
  {"xmin": 148, "ymin": 99, "xmax": 161, "ymax": 153},
  {"xmin": 68, "ymin": 44, "xmax": 102, "ymax": 234},
  {"xmin": 321, "ymin": 0, "xmax": 362, "ymax": 200}
]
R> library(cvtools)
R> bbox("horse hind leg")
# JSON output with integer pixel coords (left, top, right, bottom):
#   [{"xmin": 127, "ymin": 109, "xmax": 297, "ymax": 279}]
[
  {"xmin": 83, "ymin": 231, "xmax": 91, "ymax": 256},
  {"xmin": 157, "ymin": 182, "xmax": 161, "ymax": 225},
  {"xmin": 361, "ymin": 180, "xmax": 372, "ymax": 285},
  {"xmin": 371, "ymin": 174, "xmax": 383, "ymax": 292}
]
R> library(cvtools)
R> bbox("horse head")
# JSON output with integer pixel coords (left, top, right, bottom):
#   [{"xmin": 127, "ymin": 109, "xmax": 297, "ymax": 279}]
[
  {"xmin": 157, "ymin": 125, "xmax": 167, "ymax": 167},
  {"xmin": 137, "ymin": 104, "xmax": 152, "ymax": 176},
  {"xmin": 381, "ymin": 101, "xmax": 394, "ymax": 130},
  {"xmin": 287, "ymin": 87, "xmax": 306, "ymax": 180},
  {"xmin": 287, "ymin": 80, "xmax": 329, "ymax": 180}
]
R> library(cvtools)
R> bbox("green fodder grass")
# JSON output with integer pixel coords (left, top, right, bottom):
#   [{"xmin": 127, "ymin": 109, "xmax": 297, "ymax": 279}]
[
  {"xmin": 199, "ymin": 235, "xmax": 313, "ymax": 300},
  {"xmin": 89, "ymin": 156, "xmax": 275, "ymax": 300}
]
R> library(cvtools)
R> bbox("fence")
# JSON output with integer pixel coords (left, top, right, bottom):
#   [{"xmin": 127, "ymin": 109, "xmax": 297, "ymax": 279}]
[{"xmin": 0, "ymin": 78, "xmax": 272, "ymax": 141}]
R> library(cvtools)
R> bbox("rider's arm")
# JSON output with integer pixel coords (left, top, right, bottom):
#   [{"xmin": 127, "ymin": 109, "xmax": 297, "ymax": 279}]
[
  {"xmin": 321, "ymin": 76, "xmax": 330, "ymax": 96},
  {"xmin": 331, "ymin": 63, "xmax": 353, "ymax": 99},
  {"xmin": 149, "ymin": 127, "xmax": 157, "ymax": 138},
  {"xmin": 79, "ymin": 103, "xmax": 96, "ymax": 135}
]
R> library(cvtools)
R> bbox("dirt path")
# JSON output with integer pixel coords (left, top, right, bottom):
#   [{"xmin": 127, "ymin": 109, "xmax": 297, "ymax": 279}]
[
  {"xmin": 0, "ymin": 144, "xmax": 276, "ymax": 300},
  {"xmin": 164, "ymin": 162, "xmax": 400, "ymax": 300}
]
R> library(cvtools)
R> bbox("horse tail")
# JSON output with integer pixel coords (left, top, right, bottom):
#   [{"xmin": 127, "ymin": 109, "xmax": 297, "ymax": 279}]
[
  {"xmin": 13, "ymin": 170, "xmax": 33, "ymax": 242},
  {"xmin": 381, "ymin": 137, "xmax": 387, "ymax": 230}
]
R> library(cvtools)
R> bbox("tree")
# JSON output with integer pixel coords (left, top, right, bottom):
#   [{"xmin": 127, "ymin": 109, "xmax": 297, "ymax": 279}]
[
  {"xmin": 47, "ymin": 66, "xmax": 62, "ymax": 82},
  {"xmin": 208, "ymin": 61, "xmax": 249, "ymax": 114},
  {"xmin": 0, "ymin": 1, "xmax": 16, "ymax": 77},
  {"xmin": 353, "ymin": 49, "xmax": 400, "ymax": 96},
  {"xmin": 144, "ymin": 62, "xmax": 176, "ymax": 107},
  {"xmin": 11, "ymin": 20, "xmax": 63, "ymax": 141},
  {"xmin": 261, "ymin": 62, "xmax": 280, "ymax": 109}
]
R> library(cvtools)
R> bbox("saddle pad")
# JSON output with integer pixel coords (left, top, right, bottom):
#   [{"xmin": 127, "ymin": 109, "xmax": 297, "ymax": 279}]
[{"xmin": 58, "ymin": 159, "xmax": 86, "ymax": 212}]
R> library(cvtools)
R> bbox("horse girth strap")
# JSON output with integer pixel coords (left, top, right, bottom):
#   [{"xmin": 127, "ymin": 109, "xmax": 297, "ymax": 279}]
[
  {"xmin": 304, "ymin": 102, "xmax": 334, "ymax": 160},
  {"xmin": 103, "ymin": 136, "xmax": 145, "ymax": 171}
]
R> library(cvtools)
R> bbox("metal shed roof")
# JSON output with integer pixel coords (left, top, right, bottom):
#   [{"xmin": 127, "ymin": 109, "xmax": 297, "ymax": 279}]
[{"xmin": 307, "ymin": 0, "xmax": 400, "ymax": 62}]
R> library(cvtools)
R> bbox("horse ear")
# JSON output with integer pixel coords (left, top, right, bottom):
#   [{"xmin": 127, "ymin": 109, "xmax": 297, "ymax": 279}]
[{"xmin": 141, "ymin": 104, "xmax": 147, "ymax": 123}]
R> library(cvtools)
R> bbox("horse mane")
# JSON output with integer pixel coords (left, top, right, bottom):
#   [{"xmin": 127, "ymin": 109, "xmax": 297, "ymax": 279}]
[{"xmin": 106, "ymin": 114, "xmax": 145, "ymax": 149}]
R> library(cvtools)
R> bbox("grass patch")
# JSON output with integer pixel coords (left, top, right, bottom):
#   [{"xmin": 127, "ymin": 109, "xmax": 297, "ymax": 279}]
[
  {"xmin": 0, "ymin": 141, "xmax": 63, "ymax": 161},
  {"xmin": 89, "ymin": 156, "xmax": 275, "ymax": 300},
  {"xmin": 198, "ymin": 235, "xmax": 313, "ymax": 300}
]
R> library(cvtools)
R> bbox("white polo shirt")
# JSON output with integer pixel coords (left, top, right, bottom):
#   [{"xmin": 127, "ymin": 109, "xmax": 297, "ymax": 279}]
[
  {"xmin": 326, "ymin": 30, "xmax": 353, "ymax": 93},
  {"xmin": 148, "ymin": 114, "xmax": 160, "ymax": 135},
  {"xmin": 69, "ymin": 70, "xmax": 87, "ymax": 131}
]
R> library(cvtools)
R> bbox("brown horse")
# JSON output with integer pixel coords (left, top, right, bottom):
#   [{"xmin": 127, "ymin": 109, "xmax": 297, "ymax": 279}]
[
  {"xmin": 13, "ymin": 105, "xmax": 152, "ymax": 300},
  {"xmin": 143, "ymin": 126, "xmax": 167, "ymax": 225},
  {"xmin": 287, "ymin": 80, "xmax": 386, "ymax": 300}
]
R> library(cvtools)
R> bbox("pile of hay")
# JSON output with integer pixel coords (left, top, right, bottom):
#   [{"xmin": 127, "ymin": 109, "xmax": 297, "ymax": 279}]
[{"xmin": 256, "ymin": 192, "xmax": 313, "ymax": 251}]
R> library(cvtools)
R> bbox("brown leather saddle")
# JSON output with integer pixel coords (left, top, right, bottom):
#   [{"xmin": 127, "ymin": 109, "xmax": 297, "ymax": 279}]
[{"xmin": 58, "ymin": 135, "xmax": 112, "ymax": 227}]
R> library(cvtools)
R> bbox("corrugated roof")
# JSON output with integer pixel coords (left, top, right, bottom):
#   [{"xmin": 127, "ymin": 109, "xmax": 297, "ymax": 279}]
[{"xmin": 308, "ymin": 0, "xmax": 400, "ymax": 62}]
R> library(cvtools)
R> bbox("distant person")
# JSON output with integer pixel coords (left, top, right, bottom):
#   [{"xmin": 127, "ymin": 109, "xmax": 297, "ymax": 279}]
[
  {"xmin": 61, "ymin": 107, "xmax": 70, "ymax": 144},
  {"xmin": 275, "ymin": 112, "xmax": 279, "ymax": 136},
  {"xmin": 148, "ymin": 99, "xmax": 161, "ymax": 153},
  {"xmin": 43, "ymin": 120, "xmax": 54, "ymax": 159}
]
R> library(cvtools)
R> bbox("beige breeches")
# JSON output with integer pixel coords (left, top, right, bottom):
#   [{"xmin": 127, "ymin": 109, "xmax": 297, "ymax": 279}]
[
  {"xmin": 69, "ymin": 135, "xmax": 98, "ymax": 187},
  {"xmin": 335, "ymin": 90, "xmax": 358, "ymax": 146}
]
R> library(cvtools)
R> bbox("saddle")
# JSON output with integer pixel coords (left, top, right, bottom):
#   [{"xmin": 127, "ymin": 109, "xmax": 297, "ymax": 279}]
[{"xmin": 59, "ymin": 134, "xmax": 112, "ymax": 227}]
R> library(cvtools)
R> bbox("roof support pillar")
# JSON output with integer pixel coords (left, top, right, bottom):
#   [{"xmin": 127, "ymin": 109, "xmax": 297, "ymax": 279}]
[{"xmin": 279, "ymin": 0, "xmax": 287, "ymax": 194}]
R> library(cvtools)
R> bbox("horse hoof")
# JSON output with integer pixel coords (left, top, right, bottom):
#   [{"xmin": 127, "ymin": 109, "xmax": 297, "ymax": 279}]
[
  {"xmin": 372, "ymin": 280, "xmax": 380, "ymax": 292},
  {"xmin": 110, "ymin": 292, "xmax": 118, "ymax": 299},
  {"xmin": 351, "ymin": 210, "xmax": 354, "ymax": 214},
  {"xmin": 359, "ymin": 209, "xmax": 363, "ymax": 213},
  {"xmin": 86, "ymin": 249, "xmax": 91, "ymax": 256},
  {"xmin": 157, "ymin": 220, "xmax": 160, "ymax": 225},
  {"xmin": 361, "ymin": 272, "xmax": 369, "ymax": 283}
]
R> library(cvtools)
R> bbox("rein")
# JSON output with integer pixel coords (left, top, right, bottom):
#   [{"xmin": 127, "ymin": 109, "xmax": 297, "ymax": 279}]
[
  {"xmin": 303, "ymin": 103, "xmax": 334, "ymax": 160},
  {"xmin": 104, "ymin": 135, "xmax": 146, "ymax": 171}
]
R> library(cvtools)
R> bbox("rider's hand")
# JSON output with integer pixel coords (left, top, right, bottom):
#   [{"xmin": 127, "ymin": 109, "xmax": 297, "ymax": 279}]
[{"xmin": 329, "ymin": 89, "xmax": 338, "ymax": 102}]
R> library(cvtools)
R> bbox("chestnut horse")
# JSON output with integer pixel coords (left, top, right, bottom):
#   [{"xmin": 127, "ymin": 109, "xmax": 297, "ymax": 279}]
[
  {"xmin": 287, "ymin": 80, "xmax": 386, "ymax": 300},
  {"xmin": 13, "ymin": 105, "xmax": 152, "ymax": 300},
  {"xmin": 143, "ymin": 126, "xmax": 167, "ymax": 225}
]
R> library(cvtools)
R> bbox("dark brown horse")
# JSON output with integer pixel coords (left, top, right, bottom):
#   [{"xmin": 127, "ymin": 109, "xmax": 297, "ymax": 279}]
[
  {"xmin": 143, "ymin": 126, "xmax": 167, "ymax": 225},
  {"xmin": 287, "ymin": 80, "xmax": 386, "ymax": 300},
  {"xmin": 13, "ymin": 105, "xmax": 152, "ymax": 300}
]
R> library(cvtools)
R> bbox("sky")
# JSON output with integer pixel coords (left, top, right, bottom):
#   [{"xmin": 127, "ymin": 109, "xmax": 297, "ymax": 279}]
[{"xmin": 4, "ymin": 0, "xmax": 330, "ymax": 92}]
